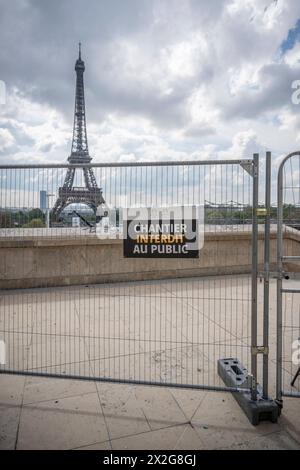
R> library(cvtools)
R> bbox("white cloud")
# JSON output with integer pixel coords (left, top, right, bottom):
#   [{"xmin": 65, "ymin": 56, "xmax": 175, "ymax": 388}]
[
  {"xmin": 0, "ymin": 128, "xmax": 14, "ymax": 151},
  {"xmin": 220, "ymin": 129, "xmax": 265, "ymax": 160},
  {"xmin": 0, "ymin": 88, "xmax": 71, "ymax": 163},
  {"xmin": 0, "ymin": 0, "xmax": 300, "ymax": 170},
  {"xmin": 284, "ymin": 42, "xmax": 300, "ymax": 66}
]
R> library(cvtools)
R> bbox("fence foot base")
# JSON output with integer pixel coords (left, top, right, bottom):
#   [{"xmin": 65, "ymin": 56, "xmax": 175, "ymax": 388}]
[{"xmin": 218, "ymin": 358, "xmax": 279, "ymax": 426}]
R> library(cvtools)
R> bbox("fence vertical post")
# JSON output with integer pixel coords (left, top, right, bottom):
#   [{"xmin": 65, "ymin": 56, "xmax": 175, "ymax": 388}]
[
  {"xmin": 276, "ymin": 158, "xmax": 284, "ymax": 404},
  {"xmin": 263, "ymin": 151, "xmax": 271, "ymax": 399},
  {"xmin": 251, "ymin": 153, "xmax": 259, "ymax": 400}
]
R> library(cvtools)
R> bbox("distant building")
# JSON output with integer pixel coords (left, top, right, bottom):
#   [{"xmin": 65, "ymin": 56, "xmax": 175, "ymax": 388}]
[{"xmin": 40, "ymin": 190, "xmax": 47, "ymax": 213}]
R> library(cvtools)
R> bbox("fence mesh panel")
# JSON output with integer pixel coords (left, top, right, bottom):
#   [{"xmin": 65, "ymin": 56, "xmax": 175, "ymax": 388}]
[
  {"xmin": 0, "ymin": 161, "xmax": 254, "ymax": 391},
  {"xmin": 279, "ymin": 154, "xmax": 300, "ymax": 397}
]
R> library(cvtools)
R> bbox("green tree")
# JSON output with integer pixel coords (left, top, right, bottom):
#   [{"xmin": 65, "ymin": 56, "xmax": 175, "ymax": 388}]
[{"xmin": 23, "ymin": 218, "xmax": 45, "ymax": 228}]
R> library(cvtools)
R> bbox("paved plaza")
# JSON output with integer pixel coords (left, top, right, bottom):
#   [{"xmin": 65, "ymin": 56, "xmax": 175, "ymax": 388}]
[{"xmin": 0, "ymin": 275, "xmax": 299, "ymax": 450}]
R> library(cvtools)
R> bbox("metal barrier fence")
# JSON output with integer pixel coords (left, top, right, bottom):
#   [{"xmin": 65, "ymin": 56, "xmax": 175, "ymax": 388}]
[
  {"xmin": 277, "ymin": 151, "xmax": 300, "ymax": 399},
  {"xmin": 0, "ymin": 159, "xmax": 258, "ymax": 393}
]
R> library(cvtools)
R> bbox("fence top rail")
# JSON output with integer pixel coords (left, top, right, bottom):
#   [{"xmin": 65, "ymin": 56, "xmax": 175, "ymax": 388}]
[{"xmin": 0, "ymin": 158, "xmax": 253, "ymax": 170}]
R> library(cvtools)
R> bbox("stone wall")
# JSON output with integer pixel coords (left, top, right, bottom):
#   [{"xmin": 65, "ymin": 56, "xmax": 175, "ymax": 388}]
[{"xmin": 0, "ymin": 228, "xmax": 299, "ymax": 289}]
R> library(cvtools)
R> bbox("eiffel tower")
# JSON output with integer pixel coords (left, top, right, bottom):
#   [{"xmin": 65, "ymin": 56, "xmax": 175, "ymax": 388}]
[{"xmin": 52, "ymin": 43, "xmax": 104, "ymax": 219}]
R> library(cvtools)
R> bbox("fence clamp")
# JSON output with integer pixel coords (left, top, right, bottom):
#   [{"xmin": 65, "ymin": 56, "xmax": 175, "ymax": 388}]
[
  {"xmin": 251, "ymin": 346, "xmax": 269, "ymax": 356},
  {"xmin": 240, "ymin": 161, "xmax": 254, "ymax": 177}
]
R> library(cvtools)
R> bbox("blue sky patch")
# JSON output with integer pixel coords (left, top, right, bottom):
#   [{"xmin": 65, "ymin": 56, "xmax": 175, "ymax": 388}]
[{"xmin": 281, "ymin": 18, "xmax": 300, "ymax": 54}]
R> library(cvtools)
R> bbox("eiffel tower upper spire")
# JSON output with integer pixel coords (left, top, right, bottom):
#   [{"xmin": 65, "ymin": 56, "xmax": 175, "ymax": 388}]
[{"xmin": 69, "ymin": 42, "xmax": 90, "ymax": 163}]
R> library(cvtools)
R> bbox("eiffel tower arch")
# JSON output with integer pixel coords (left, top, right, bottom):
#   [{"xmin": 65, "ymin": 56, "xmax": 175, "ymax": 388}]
[{"xmin": 52, "ymin": 43, "xmax": 105, "ymax": 219}]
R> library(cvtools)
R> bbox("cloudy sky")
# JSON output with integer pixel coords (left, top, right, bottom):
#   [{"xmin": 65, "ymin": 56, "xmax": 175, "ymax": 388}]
[{"xmin": 0, "ymin": 0, "xmax": 300, "ymax": 169}]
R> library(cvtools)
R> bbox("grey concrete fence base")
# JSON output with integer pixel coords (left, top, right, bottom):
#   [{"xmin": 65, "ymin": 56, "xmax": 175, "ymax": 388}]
[{"xmin": 218, "ymin": 358, "xmax": 279, "ymax": 426}]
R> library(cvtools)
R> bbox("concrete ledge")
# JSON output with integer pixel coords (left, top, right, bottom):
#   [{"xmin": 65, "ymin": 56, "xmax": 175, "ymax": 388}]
[
  {"xmin": 0, "ymin": 265, "xmax": 255, "ymax": 290},
  {"xmin": 0, "ymin": 228, "xmax": 299, "ymax": 289}
]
